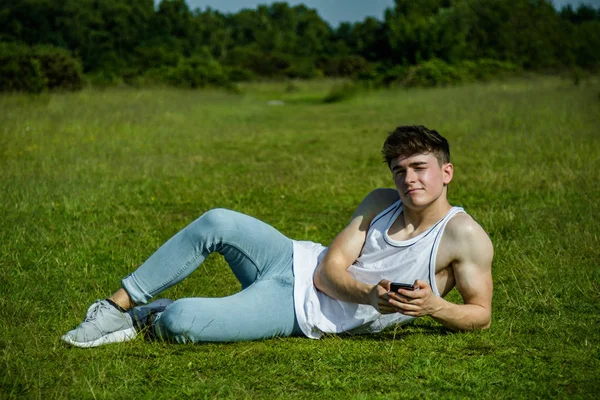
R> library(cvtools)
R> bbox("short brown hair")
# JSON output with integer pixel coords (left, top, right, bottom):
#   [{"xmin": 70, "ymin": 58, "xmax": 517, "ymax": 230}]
[{"xmin": 382, "ymin": 125, "xmax": 450, "ymax": 167}]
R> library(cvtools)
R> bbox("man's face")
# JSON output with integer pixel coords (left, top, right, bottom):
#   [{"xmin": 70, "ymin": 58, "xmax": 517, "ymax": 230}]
[{"xmin": 389, "ymin": 152, "xmax": 453, "ymax": 210}]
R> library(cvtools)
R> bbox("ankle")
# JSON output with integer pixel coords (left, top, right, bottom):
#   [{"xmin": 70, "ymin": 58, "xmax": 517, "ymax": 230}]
[
  {"xmin": 105, "ymin": 298, "xmax": 128, "ymax": 313},
  {"xmin": 108, "ymin": 288, "xmax": 136, "ymax": 311}
]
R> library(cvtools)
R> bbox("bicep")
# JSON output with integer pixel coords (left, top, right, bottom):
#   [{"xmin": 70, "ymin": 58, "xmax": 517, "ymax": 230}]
[
  {"xmin": 320, "ymin": 189, "xmax": 398, "ymax": 269},
  {"xmin": 452, "ymin": 226, "xmax": 494, "ymax": 308},
  {"xmin": 454, "ymin": 260, "xmax": 493, "ymax": 308},
  {"xmin": 313, "ymin": 203, "xmax": 371, "ymax": 291},
  {"xmin": 322, "ymin": 216, "xmax": 368, "ymax": 267}
]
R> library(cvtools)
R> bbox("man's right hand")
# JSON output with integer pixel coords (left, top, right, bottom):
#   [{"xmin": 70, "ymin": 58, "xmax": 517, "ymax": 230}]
[{"xmin": 370, "ymin": 279, "xmax": 397, "ymax": 314}]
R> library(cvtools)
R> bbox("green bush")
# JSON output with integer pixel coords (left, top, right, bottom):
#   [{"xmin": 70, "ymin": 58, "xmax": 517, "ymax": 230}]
[
  {"xmin": 133, "ymin": 44, "xmax": 181, "ymax": 70},
  {"xmin": 404, "ymin": 59, "xmax": 468, "ymax": 87},
  {"xmin": 284, "ymin": 57, "xmax": 319, "ymax": 79},
  {"xmin": 0, "ymin": 43, "xmax": 84, "ymax": 92},
  {"xmin": 284, "ymin": 81, "xmax": 300, "ymax": 93},
  {"xmin": 379, "ymin": 65, "xmax": 410, "ymax": 87},
  {"xmin": 355, "ymin": 63, "xmax": 393, "ymax": 87},
  {"xmin": 319, "ymin": 55, "xmax": 372, "ymax": 77},
  {"xmin": 0, "ymin": 43, "xmax": 47, "ymax": 93},
  {"xmin": 34, "ymin": 45, "xmax": 85, "ymax": 90},
  {"xmin": 223, "ymin": 48, "xmax": 321, "ymax": 80},
  {"xmin": 323, "ymin": 82, "xmax": 359, "ymax": 103},
  {"xmin": 225, "ymin": 66, "xmax": 256, "ymax": 82},
  {"xmin": 461, "ymin": 59, "xmax": 519, "ymax": 81},
  {"xmin": 146, "ymin": 53, "xmax": 232, "ymax": 89},
  {"xmin": 572, "ymin": 21, "xmax": 600, "ymax": 69},
  {"xmin": 223, "ymin": 47, "xmax": 291, "ymax": 77},
  {"xmin": 355, "ymin": 58, "xmax": 519, "ymax": 89},
  {"xmin": 86, "ymin": 71, "xmax": 123, "ymax": 87}
]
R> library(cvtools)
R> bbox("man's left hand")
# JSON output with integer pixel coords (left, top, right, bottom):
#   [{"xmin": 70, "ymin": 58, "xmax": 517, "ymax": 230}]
[{"xmin": 387, "ymin": 279, "xmax": 442, "ymax": 317}]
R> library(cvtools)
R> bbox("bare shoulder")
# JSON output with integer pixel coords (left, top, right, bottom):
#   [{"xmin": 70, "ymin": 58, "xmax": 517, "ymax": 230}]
[
  {"xmin": 364, "ymin": 187, "xmax": 399, "ymax": 203},
  {"xmin": 350, "ymin": 188, "xmax": 399, "ymax": 230},
  {"xmin": 445, "ymin": 212, "xmax": 494, "ymax": 265},
  {"xmin": 354, "ymin": 188, "xmax": 399, "ymax": 218}
]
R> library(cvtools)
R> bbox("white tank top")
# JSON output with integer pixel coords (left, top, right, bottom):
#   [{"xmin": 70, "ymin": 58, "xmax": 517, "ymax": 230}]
[{"xmin": 292, "ymin": 200, "xmax": 465, "ymax": 339}]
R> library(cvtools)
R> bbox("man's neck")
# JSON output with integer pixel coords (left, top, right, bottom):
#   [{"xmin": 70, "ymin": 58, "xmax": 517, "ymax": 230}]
[{"xmin": 402, "ymin": 198, "xmax": 452, "ymax": 234}]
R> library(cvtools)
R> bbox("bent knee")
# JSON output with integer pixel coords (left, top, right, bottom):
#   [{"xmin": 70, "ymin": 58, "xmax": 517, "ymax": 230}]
[
  {"xmin": 198, "ymin": 208, "xmax": 238, "ymax": 231},
  {"xmin": 154, "ymin": 299, "xmax": 194, "ymax": 339}
]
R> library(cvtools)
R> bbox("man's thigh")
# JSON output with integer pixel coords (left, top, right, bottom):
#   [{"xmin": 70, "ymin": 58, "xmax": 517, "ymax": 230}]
[
  {"xmin": 205, "ymin": 209, "xmax": 294, "ymax": 286},
  {"xmin": 153, "ymin": 277, "xmax": 301, "ymax": 343}
]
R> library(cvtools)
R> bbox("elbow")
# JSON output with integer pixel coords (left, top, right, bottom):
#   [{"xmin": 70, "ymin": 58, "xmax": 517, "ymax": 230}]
[
  {"xmin": 453, "ymin": 320, "xmax": 490, "ymax": 333},
  {"xmin": 471, "ymin": 321, "xmax": 491, "ymax": 331},
  {"xmin": 470, "ymin": 305, "xmax": 492, "ymax": 331},
  {"xmin": 480, "ymin": 309, "xmax": 492, "ymax": 330},
  {"xmin": 312, "ymin": 264, "xmax": 337, "ymax": 295},
  {"xmin": 455, "ymin": 313, "xmax": 492, "ymax": 332},
  {"xmin": 480, "ymin": 317, "xmax": 492, "ymax": 330},
  {"xmin": 474, "ymin": 313, "xmax": 492, "ymax": 331},
  {"xmin": 312, "ymin": 267, "xmax": 325, "ymax": 292}
]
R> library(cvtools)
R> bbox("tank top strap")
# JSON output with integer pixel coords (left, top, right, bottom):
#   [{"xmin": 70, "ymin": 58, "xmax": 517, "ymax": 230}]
[
  {"xmin": 443, "ymin": 206, "xmax": 465, "ymax": 223},
  {"xmin": 430, "ymin": 206, "xmax": 466, "ymax": 240},
  {"xmin": 369, "ymin": 199, "xmax": 401, "ymax": 229}
]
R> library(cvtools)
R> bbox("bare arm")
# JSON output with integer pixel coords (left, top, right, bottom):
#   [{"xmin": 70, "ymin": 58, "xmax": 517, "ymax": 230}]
[
  {"xmin": 313, "ymin": 189, "xmax": 398, "ymax": 308},
  {"xmin": 389, "ymin": 215, "xmax": 494, "ymax": 331}
]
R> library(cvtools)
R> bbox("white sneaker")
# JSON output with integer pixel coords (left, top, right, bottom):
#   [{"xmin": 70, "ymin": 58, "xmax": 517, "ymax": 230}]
[{"xmin": 62, "ymin": 299, "xmax": 136, "ymax": 348}]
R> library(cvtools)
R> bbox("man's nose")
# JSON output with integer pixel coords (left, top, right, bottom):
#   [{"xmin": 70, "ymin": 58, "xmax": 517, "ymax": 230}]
[{"xmin": 404, "ymin": 169, "xmax": 417, "ymax": 184}]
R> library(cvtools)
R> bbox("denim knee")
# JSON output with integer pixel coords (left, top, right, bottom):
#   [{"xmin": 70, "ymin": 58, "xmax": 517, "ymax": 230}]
[
  {"xmin": 179, "ymin": 208, "xmax": 238, "ymax": 253},
  {"xmin": 198, "ymin": 208, "xmax": 237, "ymax": 232},
  {"xmin": 153, "ymin": 300, "xmax": 192, "ymax": 341}
]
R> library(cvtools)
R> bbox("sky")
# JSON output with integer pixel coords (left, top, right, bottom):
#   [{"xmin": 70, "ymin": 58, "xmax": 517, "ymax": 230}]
[{"xmin": 185, "ymin": 0, "xmax": 600, "ymax": 27}]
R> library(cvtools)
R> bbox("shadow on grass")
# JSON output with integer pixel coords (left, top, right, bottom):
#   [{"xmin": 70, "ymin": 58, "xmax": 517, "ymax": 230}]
[
  {"xmin": 278, "ymin": 96, "xmax": 328, "ymax": 105},
  {"xmin": 324, "ymin": 323, "xmax": 452, "ymax": 343},
  {"xmin": 123, "ymin": 317, "xmax": 453, "ymax": 350}
]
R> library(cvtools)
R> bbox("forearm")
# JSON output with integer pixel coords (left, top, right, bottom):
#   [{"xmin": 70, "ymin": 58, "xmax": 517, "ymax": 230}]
[
  {"xmin": 312, "ymin": 190, "xmax": 397, "ymax": 306},
  {"xmin": 313, "ymin": 262, "xmax": 373, "ymax": 305},
  {"xmin": 430, "ymin": 297, "xmax": 491, "ymax": 331}
]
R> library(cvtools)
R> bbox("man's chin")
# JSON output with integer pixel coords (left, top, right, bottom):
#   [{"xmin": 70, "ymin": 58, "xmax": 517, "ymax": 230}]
[{"xmin": 401, "ymin": 198, "xmax": 432, "ymax": 210}]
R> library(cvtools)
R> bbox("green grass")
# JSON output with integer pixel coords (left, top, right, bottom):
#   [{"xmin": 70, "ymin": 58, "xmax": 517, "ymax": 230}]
[{"xmin": 1, "ymin": 77, "xmax": 599, "ymax": 398}]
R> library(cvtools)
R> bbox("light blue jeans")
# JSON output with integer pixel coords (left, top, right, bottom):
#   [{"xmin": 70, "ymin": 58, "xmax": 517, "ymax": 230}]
[{"xmin": 121, "ymin": 208, "xmax": 304, "ymax": 343}]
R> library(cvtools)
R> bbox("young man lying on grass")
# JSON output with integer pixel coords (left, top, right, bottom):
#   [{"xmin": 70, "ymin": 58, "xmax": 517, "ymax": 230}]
[{"xmin": 62, "ymin": 125, "xmax": 493, "ymax": 347}]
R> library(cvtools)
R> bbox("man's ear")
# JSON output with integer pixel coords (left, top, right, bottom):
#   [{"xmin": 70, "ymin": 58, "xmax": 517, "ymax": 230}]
[{"xmin": 442, "ymin": 162, "xmax": 453, "ymax": 185}]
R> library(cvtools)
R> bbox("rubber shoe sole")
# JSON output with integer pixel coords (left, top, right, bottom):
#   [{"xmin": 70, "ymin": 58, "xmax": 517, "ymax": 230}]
[{"xmin": 61, "ymin": 326, "xmax": 137, "ymax": 348}]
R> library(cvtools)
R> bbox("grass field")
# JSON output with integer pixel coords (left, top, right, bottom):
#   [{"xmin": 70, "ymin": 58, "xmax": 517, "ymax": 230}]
[{"xmin": 1, "ymin": 76, "xmax": 599, "ymax": 398}]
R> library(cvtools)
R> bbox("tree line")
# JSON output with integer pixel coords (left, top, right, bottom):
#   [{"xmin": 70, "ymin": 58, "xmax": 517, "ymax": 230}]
[{"xmin": 1, "ymin": 0, "xmax": 599, "ymax": 92}]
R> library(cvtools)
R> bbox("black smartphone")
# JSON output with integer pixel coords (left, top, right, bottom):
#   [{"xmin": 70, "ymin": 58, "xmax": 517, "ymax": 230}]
[{"xmin": 390, "ymin": 282, "xmax": 415, "ymax": 292}]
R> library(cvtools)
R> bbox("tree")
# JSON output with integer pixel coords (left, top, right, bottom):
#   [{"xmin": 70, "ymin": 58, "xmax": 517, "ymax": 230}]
[{"xmin": 384, "ymin": 0, "xmax": 470, "ymax": 64}]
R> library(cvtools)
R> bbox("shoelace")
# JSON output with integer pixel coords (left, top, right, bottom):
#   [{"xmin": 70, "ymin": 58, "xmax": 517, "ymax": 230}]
[{"xmin": 85, "ymin": 301, "xmax": 111, "ymax": 322}]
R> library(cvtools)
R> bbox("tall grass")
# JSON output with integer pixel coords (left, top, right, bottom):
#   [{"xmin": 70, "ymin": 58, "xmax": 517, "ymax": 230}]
[{"xmin": 1, "ymin": 77, "xmax": 599, "ymax": 398}]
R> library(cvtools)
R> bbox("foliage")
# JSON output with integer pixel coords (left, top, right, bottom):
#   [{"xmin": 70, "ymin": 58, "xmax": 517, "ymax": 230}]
[
  {"xmin": 222, "ymin": 47, "xmax": 291, "ymax": 77},
  {"xmin": 460, "ymin": 58, "xmax": 519, "ymax": 81},
  {"xmin": 317, "ymin": 55, "xmax": 373, "ymax": 77},
  {"xmin": 282, "ymin": 56, "xmax": 319, "ymax": 79},
  {"xmin": 322, "ymin": 81, "xmax": 359, "ymax": 103},
  {"xmin": 358, "ymin": 58, "xmax": 520, "ymax": 88},
  {"xmin": 571, "ymin": 20, "xmax": 600, "ymax": 69},
  {"xmin": 0, "ymin": 43, "xmax": 46, "ymax": 93},
  {"xmin": 33, "ymin": 45, "xmax": 85, "ymax": 90},
  {"xmin": 146, "ymin": 53, "xmax": 230, "ymax": 89},
  {"xmin": 404, "ymin": 59, "xmax": 469, "ymax": 87},
  {"xmin": 225, "ymin": 66, "xmax": 256, "ymax": 83},
  {"xmin": 0, "ymin": 0, "xmax": 599, "ymax": 89},
  {"xmin": 0, "ymin": 42, "xmax": 83, "ymax": 92},
  {"xmin": 384, "ymin": 0, "xmax": 472, "ymax": 65}
]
